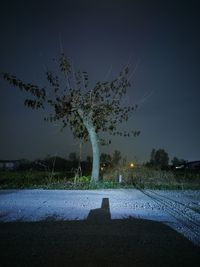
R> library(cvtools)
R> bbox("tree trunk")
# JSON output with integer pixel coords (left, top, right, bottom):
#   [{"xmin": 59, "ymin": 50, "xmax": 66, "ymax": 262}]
[
  {"xmin": 87, "ymin": 124, "xmax": 100, "ymax": 183},
  {"xmin": 78, "ymin": 110, "xmax": 100, "ymax": 182}
]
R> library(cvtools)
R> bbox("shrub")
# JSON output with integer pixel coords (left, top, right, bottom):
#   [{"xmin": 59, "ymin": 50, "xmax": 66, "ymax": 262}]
[
  {"xmin": 78, "ymin": 176, "xmax": 91, "ymax": 183},
  {"xmin": 102, "ymin": 165, "xmax": 200, "ymax": 189}
]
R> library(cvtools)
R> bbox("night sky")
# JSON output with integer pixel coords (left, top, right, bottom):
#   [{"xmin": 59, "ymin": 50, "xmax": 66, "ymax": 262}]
[{"xmin": 0, "ymin": 0, "xmax": 199, "ymax": 163}]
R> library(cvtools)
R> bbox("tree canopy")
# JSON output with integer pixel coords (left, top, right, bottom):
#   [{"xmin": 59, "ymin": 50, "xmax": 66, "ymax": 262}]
[
  {"xmin": 1, "ymin": 53, "xmax": 139, "ymax": 182},
  {"xmin": 148, "ymin": 148, "xmax": 169, "ymax": 169}
]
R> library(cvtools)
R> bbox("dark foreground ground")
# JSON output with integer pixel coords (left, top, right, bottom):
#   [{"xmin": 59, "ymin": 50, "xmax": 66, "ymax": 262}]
[{"xmin": 0, "ymin": 214, "xmax": 200, "ymax": 267}]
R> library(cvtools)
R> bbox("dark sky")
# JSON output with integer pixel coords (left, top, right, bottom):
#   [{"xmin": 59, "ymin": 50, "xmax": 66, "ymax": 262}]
[{"xmin": 0, "ymin": 0, "xmax": 199, "ymax": 163}]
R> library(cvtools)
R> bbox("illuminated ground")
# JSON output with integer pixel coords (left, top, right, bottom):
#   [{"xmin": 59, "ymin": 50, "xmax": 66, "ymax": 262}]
[
  {"xmin": 0, "ymin": 189, "xmax": 199, "ymax": 246},
  {"xmin": 0, "ymin": 189, "xmax": 200, "ymax": 266}
]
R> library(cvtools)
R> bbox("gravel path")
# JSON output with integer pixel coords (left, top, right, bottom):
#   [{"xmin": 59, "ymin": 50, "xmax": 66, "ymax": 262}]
[
  {"xmin": 0, "ymin": 189, "xmax": 200, "ymax": 246},
  {"xmin": 0, "ymin": 189, "xmax": 200, "ymax": 266},
  {"xmin": 138, "ymin": 189, "xmax": 200, "ymax": 246}
]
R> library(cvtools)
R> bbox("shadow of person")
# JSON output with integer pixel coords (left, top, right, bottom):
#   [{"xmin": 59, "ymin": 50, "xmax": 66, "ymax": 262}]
[{"xmin": 87, "ymin": 198, "xmax": 111, "ymax": 222}]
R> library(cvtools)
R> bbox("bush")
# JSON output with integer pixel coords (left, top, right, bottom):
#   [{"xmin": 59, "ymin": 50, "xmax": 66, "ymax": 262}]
[
  {"xmin": 102, "ymin": 165, "xmax": 200, "ymax": 189},
  {"xmin": 78, "ymin": 176, "xmax": 91, "ymax": 183},
  {"xmin": 0, "ymin": 171, "xmax": 72, "ymax": 189},
  {"xmin": 0, "ymin": 167, "xmax": 199, "ymax": 190}
]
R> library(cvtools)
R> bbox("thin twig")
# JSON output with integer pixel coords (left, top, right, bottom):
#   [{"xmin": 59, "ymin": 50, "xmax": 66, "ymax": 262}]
[
  {"xmin": 104, "ymin": 64, "xmax": 113, "ymax": 80},
  {"xmin": 137, "ymin": 90, "xmax": 154, "ymax": 109},
  {"xmin": 128, "ymin": 58, "xmax": 140, "ymax": 82},
  {"xmin": 59, "ymin": 32, "xmax": 64, "ymax": 53}
]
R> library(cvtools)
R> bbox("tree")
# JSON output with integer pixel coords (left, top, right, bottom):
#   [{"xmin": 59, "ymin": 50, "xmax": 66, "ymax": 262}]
[
  {"xmin": 1, "ymin": 53, "xmax": 139, "ymax": 182},
  {"xmin": 44, "ymin": 156, "xmax": 68, "ymax": 171},
  {"xmin": 68, "ymin": 152, "xmax": 78, "ymax": 162},
  {"xmin": 86, "ymin": 155, "xmax": 92, "ymax": 164},
  {"xmin": 171, "ymin": 157, "xmax": 186, "ymax": 167},
  {"xmin": 154, "ymin": 149, "xmax": 169, "ymax": 169},
  {"xmin": 148, "ymin": 148, "xmax": 169, "ymax": 169},
  {"xmin": 150, "ymin": 148, "xmax": 156, "ymax": 165},
  {"xmin": 100, "ymin": 153, "xmax": 112, "ymax": 167},
  {"xmin": 112, "ymin": 150, "xmax": 122, "ymax": 166}
]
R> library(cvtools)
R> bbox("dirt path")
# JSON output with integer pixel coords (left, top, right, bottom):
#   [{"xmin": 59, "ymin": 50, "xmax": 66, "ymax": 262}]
[
  {"xmin": 138, "ymin": 189, "xmax": 200, "ymax": 246},
  {"xmin": 0, "ymin": 189, "xmax": 200, "ymax": 266}
]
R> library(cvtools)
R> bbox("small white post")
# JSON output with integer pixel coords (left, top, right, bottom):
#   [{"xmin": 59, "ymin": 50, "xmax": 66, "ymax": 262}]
[{"xmin": 119, "ymin": 174, "xmax": 122, "ymax": 183}]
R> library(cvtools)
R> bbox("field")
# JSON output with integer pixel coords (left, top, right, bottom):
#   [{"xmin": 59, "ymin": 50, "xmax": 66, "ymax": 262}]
[{"xmin": 0, "ymin": 166, "xmax": 199, "ymax": 189}]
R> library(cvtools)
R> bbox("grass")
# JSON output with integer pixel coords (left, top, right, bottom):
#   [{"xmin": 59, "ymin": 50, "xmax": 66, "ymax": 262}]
[
  {"xmin": 0, "ymin": 166, "xmax": 199, "ymax": 190},
  {"xmin": 0, "ymin": 170, "xmax": 70, "ymax": 189},
  {"xmin": 102, "ymin": 165, "xmax": 200, "ymax": 190}
]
